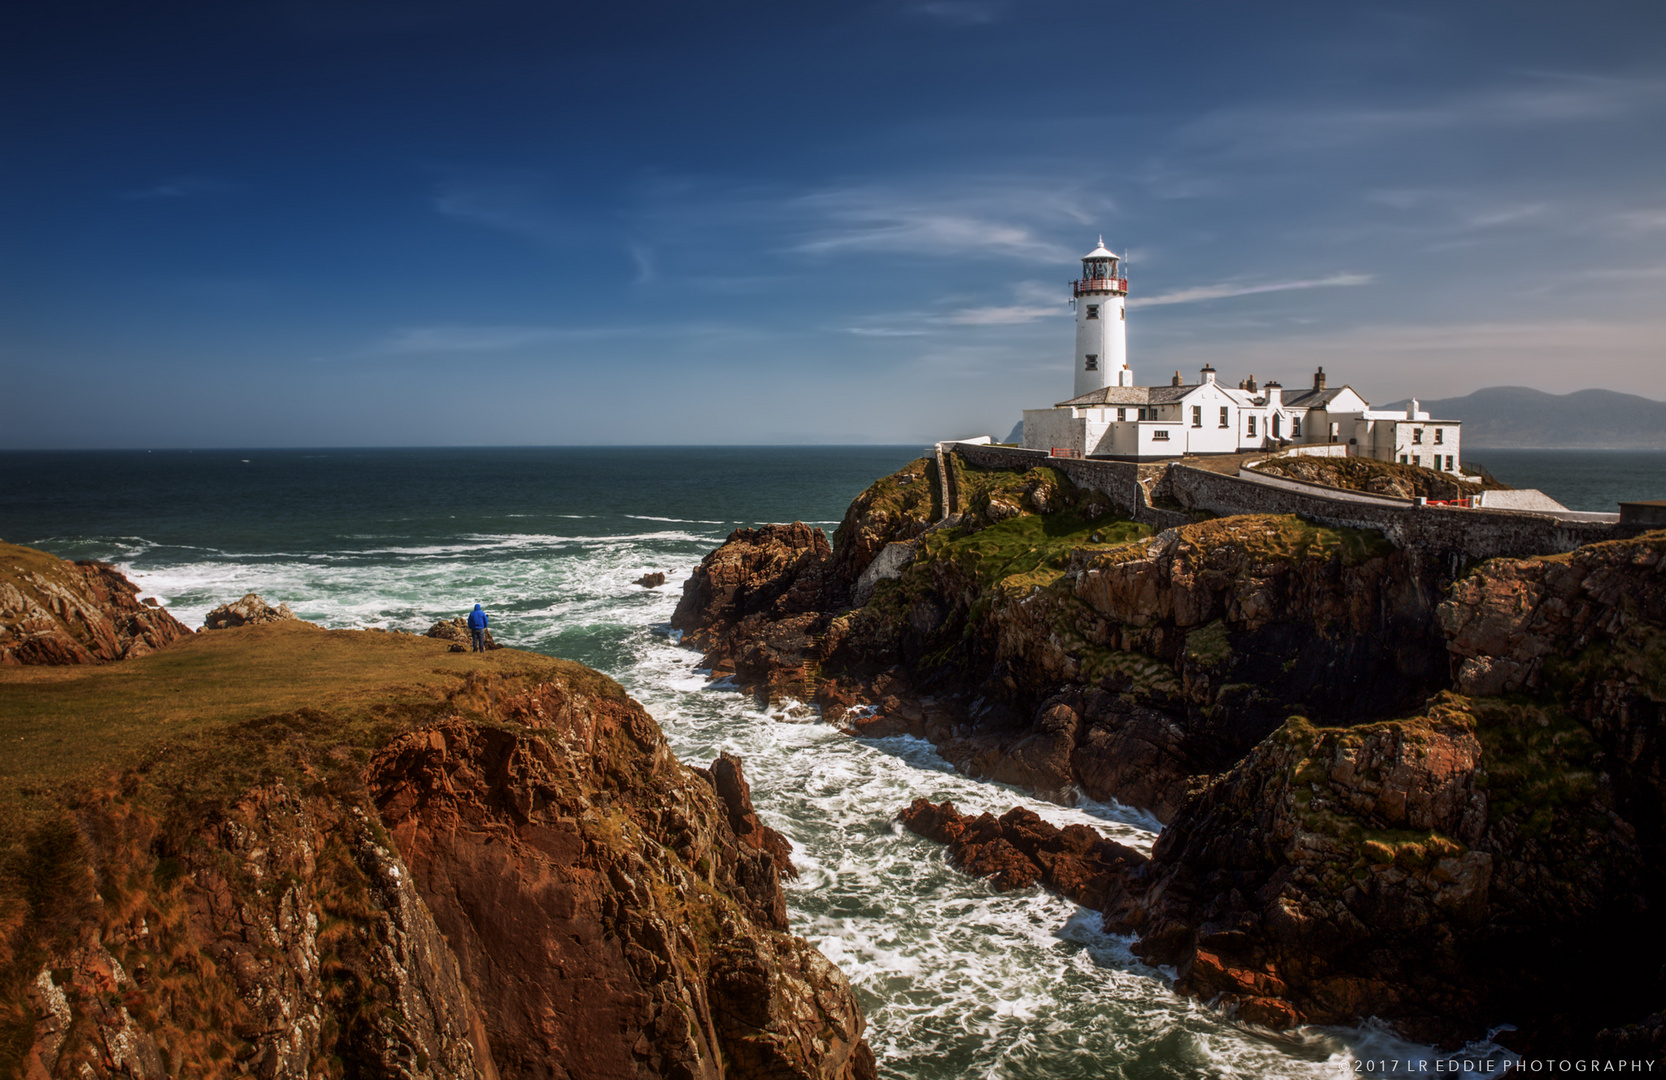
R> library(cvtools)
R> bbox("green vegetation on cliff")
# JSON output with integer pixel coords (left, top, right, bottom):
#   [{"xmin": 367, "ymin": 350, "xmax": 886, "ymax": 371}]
[
  {"xmin": 0, "ymin": 620, "xmax": 614, "ymax": 825},
  {"xmin": 1249, "ymin": 453, "xmax": 1508, "ymax": 501}
]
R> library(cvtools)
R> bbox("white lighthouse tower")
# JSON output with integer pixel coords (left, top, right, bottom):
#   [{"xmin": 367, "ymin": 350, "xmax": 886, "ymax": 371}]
[{"xmin": 1072, "ymin": 238, "xmax": 1129, "ymax": 398}]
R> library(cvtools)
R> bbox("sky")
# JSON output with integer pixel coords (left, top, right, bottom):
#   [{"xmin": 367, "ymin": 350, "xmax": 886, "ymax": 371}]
[{"xmin": 3, "ymin": 0, "xmax": 1664, "ymax": 447}]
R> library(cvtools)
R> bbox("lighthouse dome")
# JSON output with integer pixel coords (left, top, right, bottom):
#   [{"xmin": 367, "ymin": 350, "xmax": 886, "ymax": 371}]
[{"xmin": 1083, "ymin": 238, "xmax": 1116, "ymax": 260}]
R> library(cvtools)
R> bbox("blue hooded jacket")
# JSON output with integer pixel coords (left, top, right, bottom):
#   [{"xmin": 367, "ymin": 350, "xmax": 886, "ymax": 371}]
[{"xmin": 467, "ymin": 604, "xmax": 488, "ymax": 630}]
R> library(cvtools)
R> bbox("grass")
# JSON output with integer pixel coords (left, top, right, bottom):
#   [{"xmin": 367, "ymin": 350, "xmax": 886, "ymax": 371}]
[
  {"xmin": 0, "ymin": 620, "xmax": 613, "ymax": 830},
  {"xmin": 0, "ymin": 622, "xmax": 627, "ymax": 1076},
  {"xmin": 1249, "ymin": 453, "xmax": 1509, "ymax": 499},
  {"xmin": 926, "ymin": 509, "xmax": 1151, "ymax": 592}
]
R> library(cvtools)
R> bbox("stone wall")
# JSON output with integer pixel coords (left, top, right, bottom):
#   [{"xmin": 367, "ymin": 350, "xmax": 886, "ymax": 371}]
[
  {"xmin": 949, "ymin": 443, "xmax": 1192, "ymax": 530},
  {"xmin": 1163, "ymin": 465, "xmax": 1616, "ymax": 559},
  {"xmin": 947, "ymin": 443, "xmax": 1617, "ymax": 560}
]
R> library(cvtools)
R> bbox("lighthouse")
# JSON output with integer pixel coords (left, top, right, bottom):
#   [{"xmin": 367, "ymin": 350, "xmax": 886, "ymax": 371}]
[{"xmin": 1071, "ymin": 238, "xmax": 1129, "ymax": 398}]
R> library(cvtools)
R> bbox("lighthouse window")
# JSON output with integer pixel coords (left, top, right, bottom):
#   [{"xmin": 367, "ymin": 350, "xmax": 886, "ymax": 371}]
[
  {"xmin": 1086, "ymin": 304, "xmax": 1100, "ymax": 320},
  {"xmin": 1084, "ymin": 354, "xmax": 1098, "ymax": 371},
  {"xmin": 1120, "ymin": 307, "xmax": 1125, "ymax": 320}
]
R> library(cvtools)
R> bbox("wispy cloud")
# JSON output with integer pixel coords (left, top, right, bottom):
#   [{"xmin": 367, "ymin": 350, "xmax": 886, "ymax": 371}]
[
  {"xmin": 1130, "ymin": 273, "xmax": 1371, "ymax": 309},
  {"xmin": 431, "ymin": 176, "xmax": 585, "ymax": 247},
  {"xmin": 785, "ymin": 182, "xmax": 1097, "ymax": 262},
  {"xmin": 899, "ymin": 1, "xmax": 1005, "ymax": 25},
  {"xmin": 1616, "ymin": 209, "xmax": 1666, "ymax": 233},
  {"xmin": 1153, "ymin": 318, "xmax": 1666, "ymax": 399},
  {"xmin": 118, "ymin": 176, "xmax": 229, "ymax": 201},
  {"xmin": 367, "ymin": 324, "xmax": 632, "ymax": 355},
  {"xmin": 1171, "ymin": 75, "xmax": 1666, "ymax": 159},
  {"xmin": 942, "ymin": 280, "xmax": 1064, "ymax": 324}
]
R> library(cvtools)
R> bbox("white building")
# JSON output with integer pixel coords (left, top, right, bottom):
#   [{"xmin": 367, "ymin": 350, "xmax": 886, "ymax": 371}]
[{"xmin": 1021, "ymin": 241, "xmax": 1463, "ymax": 470}]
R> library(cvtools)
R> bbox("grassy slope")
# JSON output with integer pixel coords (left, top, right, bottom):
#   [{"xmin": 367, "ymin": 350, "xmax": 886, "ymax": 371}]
[
  {"xmin": 1250, "ymin": 454, "xmax": 1509, "ymax": 498},
  {"xmin": 0, "ymin": 621, "xmax": 612, "ymax": 830}
]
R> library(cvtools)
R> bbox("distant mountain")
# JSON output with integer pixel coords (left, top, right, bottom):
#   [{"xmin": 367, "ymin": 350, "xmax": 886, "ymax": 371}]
[{"xmin": 1380, "ymin": 387, "xmax": 1666, "ymax": 449}]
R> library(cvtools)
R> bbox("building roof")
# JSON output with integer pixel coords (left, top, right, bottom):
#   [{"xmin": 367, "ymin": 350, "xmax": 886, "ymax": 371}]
[
  {"xmin": 1281, "ymin": 386, "xmax": 1351, "ymax": 409},
  {"xmin": 1057, "ymin": 386, "xmax": 1150, "ymax": 407},
  {"xmin": 1082, "ymin": 237, "xmax": 1117, "ymax": 261}
]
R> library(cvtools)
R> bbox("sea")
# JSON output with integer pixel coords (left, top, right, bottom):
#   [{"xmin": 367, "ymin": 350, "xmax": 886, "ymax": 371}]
[{"xmin": 4, "ymin": 446, "xmax": 1659, "ymax": 1079}]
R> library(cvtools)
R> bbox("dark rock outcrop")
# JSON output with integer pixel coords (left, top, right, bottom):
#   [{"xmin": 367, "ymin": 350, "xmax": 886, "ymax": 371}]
[
  {"xmin": 635, "ymin": 571, "xmax": 668, "ymax": 588},
  {"xmin": 897, "ymin": 799, "xmax": 1143, "ymax": 909},
  {"xmin": 675, "ymin": 453, "xmax": 1666, "ymax": 1052},
  {"xmin": 671, "ymin": 522, "xmax": 839, "ymax": 701},
  {"xmin": 0, "ymin": 541, "xmax": 191, "ymax": 664}
]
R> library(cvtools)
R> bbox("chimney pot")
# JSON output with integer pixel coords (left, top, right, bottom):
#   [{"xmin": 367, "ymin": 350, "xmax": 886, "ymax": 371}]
[{"xmin": 1314, "ymin": 366, "xmax": 1326, "ymax": 390}]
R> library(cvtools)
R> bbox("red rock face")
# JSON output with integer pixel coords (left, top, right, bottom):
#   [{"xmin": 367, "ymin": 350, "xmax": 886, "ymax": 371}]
[
  {"xmin": 896, "ymin": 799, "xmax": 1143, "ymax": 910},
  {"xmin": 0, "ymin": 542, "xmax": 192, "ymax": 664},
  {"xmin": 15, "ymin": 663, "xmax": 874, "ymax": 1080},
  {"xmin": 670, "ymin": 523, "xmax": 838, "ymax": 701},
  {"xmin": 370, "ymin": 682, "xmax": 874, "ymax": 1080}
]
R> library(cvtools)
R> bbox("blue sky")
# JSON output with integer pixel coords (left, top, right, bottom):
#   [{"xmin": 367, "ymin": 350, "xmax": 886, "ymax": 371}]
[{"xmin": 4, "ymin": 0, "xmax": 1663, "ymax": 447}]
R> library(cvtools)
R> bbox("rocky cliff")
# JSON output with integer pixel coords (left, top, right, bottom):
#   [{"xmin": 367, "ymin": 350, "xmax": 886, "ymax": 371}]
[
  {"xmin": 672, "ymin": 456, "xmax": 1666, "ymax": 1052},
  {"xmin": 0, "ymin": 541, "xmax": 190, "ymax": 665},
  {"xmin": 1096, "ymin": 530, "xmax": 1666, "ymax": 1049},
  {"xmin": 1, "ymin": 613, "xmax": 873, "ymax": 1078},
  {"xmin": 674, "ymin": 459, "xmax": 1452, "ymax": 822}
]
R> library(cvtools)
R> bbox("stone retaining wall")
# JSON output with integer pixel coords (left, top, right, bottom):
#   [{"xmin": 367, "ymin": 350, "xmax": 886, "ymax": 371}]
[
  {"xmin": 946, "ymin": 443, "xmax": 1617, "ymax": 560},
  {"xmin": 1163, "ymin": 465, "xmax": 1615, "ymax": 559}
]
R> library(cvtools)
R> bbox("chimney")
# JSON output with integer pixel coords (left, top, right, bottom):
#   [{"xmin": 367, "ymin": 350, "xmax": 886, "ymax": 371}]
[
  {"xmin": 1313, "ymin": 366, "xmax": 1326, "ymax": 391},
  {"xmin": 1242, "ymin": 374, "xmax": 1258, "ymax": 394},
  {"xmin": 1407, "ymin": 397, "xmax": 1420, "ymax": 420},
  {"xmin": 1265, "ymin": 381, "xmax": 1283, "ymax": 408},
  {"xmin": 1201, "ymin": 363, "xmax": 1217, "ymax": 385},
  {"xmin": 1172, "ymin": 370, "xmax": 1183, "ymax": 387}
]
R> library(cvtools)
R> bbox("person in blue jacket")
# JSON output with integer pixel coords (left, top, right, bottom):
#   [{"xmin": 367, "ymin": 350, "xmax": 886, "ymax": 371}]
[{"xmin": 467, "ymin": 603, "xmax": 489, "ymax": 652}]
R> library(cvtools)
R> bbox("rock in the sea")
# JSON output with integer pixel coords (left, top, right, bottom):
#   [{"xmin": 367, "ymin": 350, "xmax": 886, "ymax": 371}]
[
  {"xmin": 203, "ymin": 592, "xmax": 300, "ymax": 630},
  {"xmin": 635, "ymin": 571, "xmax": 667, "ymax": 588},
  {"xmin": 425, "ymin": 616, "xmax": 501, "ymax": 650},
  {"xmin": 0, "ymin": 540, "xmax": 192, "ymax": 664},
  {"xmin": 671, "ymin": 522, "xmax": 838, "ymax": 700},
  {"xmin": 897, "ymin": 798, "xmax": 1143, "ymax": 910}
]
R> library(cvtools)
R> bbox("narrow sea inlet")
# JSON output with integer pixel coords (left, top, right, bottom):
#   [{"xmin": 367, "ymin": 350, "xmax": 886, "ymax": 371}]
[{"xmin": 7, "ymin": 446, "xmax": 1631, "ymax": 1077}]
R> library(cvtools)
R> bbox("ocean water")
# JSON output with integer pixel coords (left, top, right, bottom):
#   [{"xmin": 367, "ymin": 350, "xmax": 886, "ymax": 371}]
[
  {"xmin": 1462, "ymin": 448, "xmax": 1666, "ymax": 512},
  {"xmin": 0, "ymin": 446, "xmax": 1552, "ymax": 1079}
]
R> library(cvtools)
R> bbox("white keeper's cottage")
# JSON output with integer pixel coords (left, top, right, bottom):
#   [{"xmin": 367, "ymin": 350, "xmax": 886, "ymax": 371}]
[{"xmin": 1021, "ymin": 239, "xmax": 1463, "ymax": 471}]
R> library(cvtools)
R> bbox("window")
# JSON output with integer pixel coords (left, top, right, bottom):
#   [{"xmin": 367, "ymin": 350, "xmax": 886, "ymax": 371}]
[
  {"xmin": 1086, "ymin": 304, "xmax": 1100, "ymax": 320},
  {"xmin": 1247, "ymin": 416, "xmax": 1257, "ymax": 437},
  {"xmin": 1152, "ymin": 430, "xmax": 1170, "ymax": 441},
  {"xmin": 1412, "ymin": 427, "xmax": 1423, "ymax": 444},
  {"xmin": 1292, "ymin": 417, "xmax": 1302, "ymax": 438},
  {"xmin": 1434, "ymin": 428, "xmax": 1444, "ymax": 445},
  {"xmin": 1192, "ymin": 405, "xmax": 1202, "ymax": 427},
  {"xmin": 1219, "ymin": 406, "xmax": 1230, "ymax": 428},
  {"xmin": 1085, "ymin": 354, "xmax": 1098, "ymax": 371},
  {"xmin": 1120, "ymin": 307, "xmax": 1125, "ymax": 320},
  {"xmin": 1116, "ymin": 408, "xmax": 1126, "ymax": 422},
  {"xmin": 1446, "ymin": 455, "xmax": 1454, "ymax": 470},
  {"xmin": 1400, "ymin": 454, "xmax": 1409, "ymax": 464}
]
